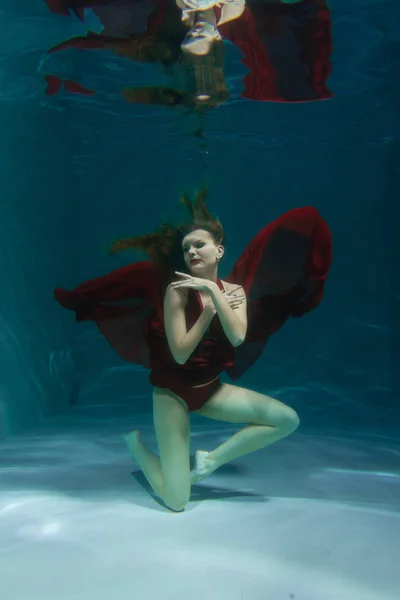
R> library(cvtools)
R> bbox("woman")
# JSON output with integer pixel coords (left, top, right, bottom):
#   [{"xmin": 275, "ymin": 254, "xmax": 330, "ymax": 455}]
[{"xmin": 54, "ymin": 189, "xmax": 332, "ymax": 512}]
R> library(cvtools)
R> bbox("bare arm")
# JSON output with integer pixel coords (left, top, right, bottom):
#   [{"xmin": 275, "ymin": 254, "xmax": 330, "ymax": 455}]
[
  {"xmin": 163, "ymin": 284, "xmax": 216, "ymax": 365},
  {"xmin": 209, "ymin": 283, "xmax": 247, "ymax": 347}
]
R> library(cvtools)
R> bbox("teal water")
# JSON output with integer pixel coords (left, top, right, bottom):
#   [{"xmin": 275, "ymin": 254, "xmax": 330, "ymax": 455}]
[{"xmin": 0, "ymin": 1, "xmax": 398, "ymax": 598}]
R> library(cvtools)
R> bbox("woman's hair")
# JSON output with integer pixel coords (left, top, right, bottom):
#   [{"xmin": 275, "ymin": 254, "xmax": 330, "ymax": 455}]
[{"xmin": 107, "ymin": 187, "xmax": 225, "ymax": 274}]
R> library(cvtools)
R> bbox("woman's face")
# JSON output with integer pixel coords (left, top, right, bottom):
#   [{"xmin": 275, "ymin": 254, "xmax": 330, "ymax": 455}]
[{"xmin": 182, "ymin": 229, "xmax": 223, "ymax": 274}]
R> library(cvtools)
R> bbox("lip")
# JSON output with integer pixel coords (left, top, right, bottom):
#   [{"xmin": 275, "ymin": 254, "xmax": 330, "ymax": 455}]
[{"xmin": 190, "ymin": 259, "xmax": 201, "ymax": 265}]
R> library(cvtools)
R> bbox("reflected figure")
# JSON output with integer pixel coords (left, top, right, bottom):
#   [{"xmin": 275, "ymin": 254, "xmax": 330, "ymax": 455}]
[
  {"xmin": 42, "ymin": 0, "xmax": 332, "ymax": 108},
  {"xmin": 122, "ymin": 41, "xmax": 229, "ymax": 110}
]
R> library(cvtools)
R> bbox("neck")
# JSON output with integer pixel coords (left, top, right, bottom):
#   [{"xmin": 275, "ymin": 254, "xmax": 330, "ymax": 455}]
[{"xmin": 194, "ymin": 267, "xmax": 219, "ymax": 283}]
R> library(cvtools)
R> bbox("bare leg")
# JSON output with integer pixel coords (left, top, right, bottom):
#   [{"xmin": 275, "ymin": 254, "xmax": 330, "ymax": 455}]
[
  {"xmin": 125, "ymin": 388, "xmax": 192, "ymax": 512},
  {"xmin": 191, "ymin": 424, "xmax": 295, "ymax": 484},
  {"xmin": 192, "ymin": 383, "xmax": 300, "ymax": 484},
  {"xmin": 124, "ymin": 431, "xmax": 165, "ymax": 498}
]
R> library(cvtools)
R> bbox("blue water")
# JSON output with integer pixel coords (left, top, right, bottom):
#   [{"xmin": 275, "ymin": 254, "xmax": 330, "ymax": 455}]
[{"xmin": 0, "ymin": 1, "xmax": 398, "ymax": 598}]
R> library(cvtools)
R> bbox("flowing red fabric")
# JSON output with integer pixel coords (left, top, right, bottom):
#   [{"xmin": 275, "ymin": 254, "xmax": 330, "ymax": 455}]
[
  {"xmin": 54, "ymin": 206, "xmax": 332, "ymax": 382},
  {"xmin": 219, "ymin": 3, "xmax": 332, "ymax": 102},
  {"xmin": 224, "ymin": 205, "xmax": 332, "ymax": 378}
]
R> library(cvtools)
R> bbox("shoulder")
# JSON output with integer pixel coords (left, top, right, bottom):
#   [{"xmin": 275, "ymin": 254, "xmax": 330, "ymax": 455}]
[{"xmin": 165, "ymin": 283, "xmax": 189, "ymax": 306}]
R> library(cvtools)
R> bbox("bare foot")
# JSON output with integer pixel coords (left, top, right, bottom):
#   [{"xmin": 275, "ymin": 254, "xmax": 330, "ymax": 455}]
[{"xmin": 191, "ymin": 450, "xmax": 217, "ymax": 485}]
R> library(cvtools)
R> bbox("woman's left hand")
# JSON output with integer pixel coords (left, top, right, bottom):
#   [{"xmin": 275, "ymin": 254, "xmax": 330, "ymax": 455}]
[{"xmin": 170, "ymin": 272, "xmax": 215, "ymax": 293}]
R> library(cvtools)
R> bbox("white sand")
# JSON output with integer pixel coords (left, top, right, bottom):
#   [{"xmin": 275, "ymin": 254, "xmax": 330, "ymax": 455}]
[{"xmin": 0, "ymin": 405, "xmax": 398, "ymax": 600}]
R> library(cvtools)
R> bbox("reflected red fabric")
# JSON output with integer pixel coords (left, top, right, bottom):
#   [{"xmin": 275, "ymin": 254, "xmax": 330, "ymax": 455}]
[
  {"xmin": 220, "ymin": 4, "xmax": 332, "ymax": 102},
  {"xmin": 54, "ymin": 206, "xmax": 332, "ymax": 385},
  {"xmin": 44, "ymin": 0, "xmax": 166, "ymax": 27},
  {"xmin": 44, "ymin": 0, "xmax": 332, "ymax": 104},
  {"xmin": 44, "ymin": 0, "xmax": 112, "ymax": 18}
]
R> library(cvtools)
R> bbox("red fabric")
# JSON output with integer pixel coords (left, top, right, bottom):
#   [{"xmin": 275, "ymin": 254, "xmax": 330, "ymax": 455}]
[
  {"xmin": 45, "ymin": 74, "xmax": 63, "ymax": 95},
  {"xmin": 64, "ymin": 79, "xmax": 96, "ymax": 95},
  {"xmin": 47, "ymin": 32, "xmax": 113, "ymax": 54},
  {"xmin": 220, "ymin": 4, "xmax": 332, "ymax": 102},
  {"xmin": 44, "ymin": 0, "xmax": 166, "ymax": 28},
  {"xmin": 44, "ymin": 0, "xmax": 74, "ymax": 16},
  {"xmin": 219, "ymin": 8, "xmax": 279, "ymax": 102},
  {"xmin": 224, "ymin": 206, "xmax": 332, "ymax": 379},
  {"xmin": 43, "ymin": 79, "xmax": 97, "ymax": 98},
  {"xmin": 54, "ymin": 207, "xmax": 332, "ymax": 384},
  {"xmin": 44, "ymin": 0, "xmax": 114, "ymax": 18},
  {"xmin": 44, "ymin": 1, "xmax": 332, "ymax": 104},
  {"xmin": 162, "ymin": 377, "xmax": 222, "ymax": 412},
  {"xmin": 45, "ymin": 75, "xmax": 95, "ymax": 96}
]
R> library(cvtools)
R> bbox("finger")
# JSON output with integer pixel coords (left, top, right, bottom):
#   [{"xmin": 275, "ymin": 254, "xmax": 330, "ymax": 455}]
[
  {"xmin": 172, "ymin": 285, "xmax": 192, "ymax": 291},
  {"xmin": 225, "ymin": 285, "xmax": 242, "ymax": 295},
  {"xmin": 223, "ymin": 288, "xmax": 242, "ymax": 298},
  {"xmin": 230, "ymin": 285, "xmax": 243, "ymax": 295},
  {"xmin": 171, "ymin": 281, "xmax": 190, "ymax": 288},
  {"xmin": 171, "ymin": 277, "xmax": 192, "ymax": 285},
  {"xmin": 230, "ymin": 300, "xmax": 243, "ymax": 307}
]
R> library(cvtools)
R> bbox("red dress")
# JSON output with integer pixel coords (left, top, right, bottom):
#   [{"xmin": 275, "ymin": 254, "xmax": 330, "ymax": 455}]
[{"xmin": 54, "ymin": 206, "xmax": 332, "ymax": 409}]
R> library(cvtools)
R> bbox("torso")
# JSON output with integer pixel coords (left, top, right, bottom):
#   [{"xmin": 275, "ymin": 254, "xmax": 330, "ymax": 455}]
[
  {"xmin": 178, "ymin": 280, "xmax": 241, "ymax": 310},
  {"xmin": 146, "ymin": 278, "xmax": 236, "ymax": 389},
  {"xmin": 191, "ymin": 279, "xmax": 234, "ymax": 388},
  {"xmin": 191, "ymin": 279, "xmax": 240, "ymax": 310},
  {"xmin": 197, "ymin": 282, "xmax": 224, "ymax": 310}
]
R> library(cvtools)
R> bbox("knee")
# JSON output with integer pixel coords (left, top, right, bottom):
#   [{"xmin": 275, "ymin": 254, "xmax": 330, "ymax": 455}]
[
  {"xmin": 279, "ymin": 407, "xmax": 300, "ymax": 434},
  {"xmin": 164, "ymin": 494, "xmax": 190, "ymax": 513},
  {"xmin": 163, "ymin": 487, "xmax": 191, "ymax": 513},
  {"xmin": 166, "ymin": 500, "xmax": 189, "ymax": 513}
]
